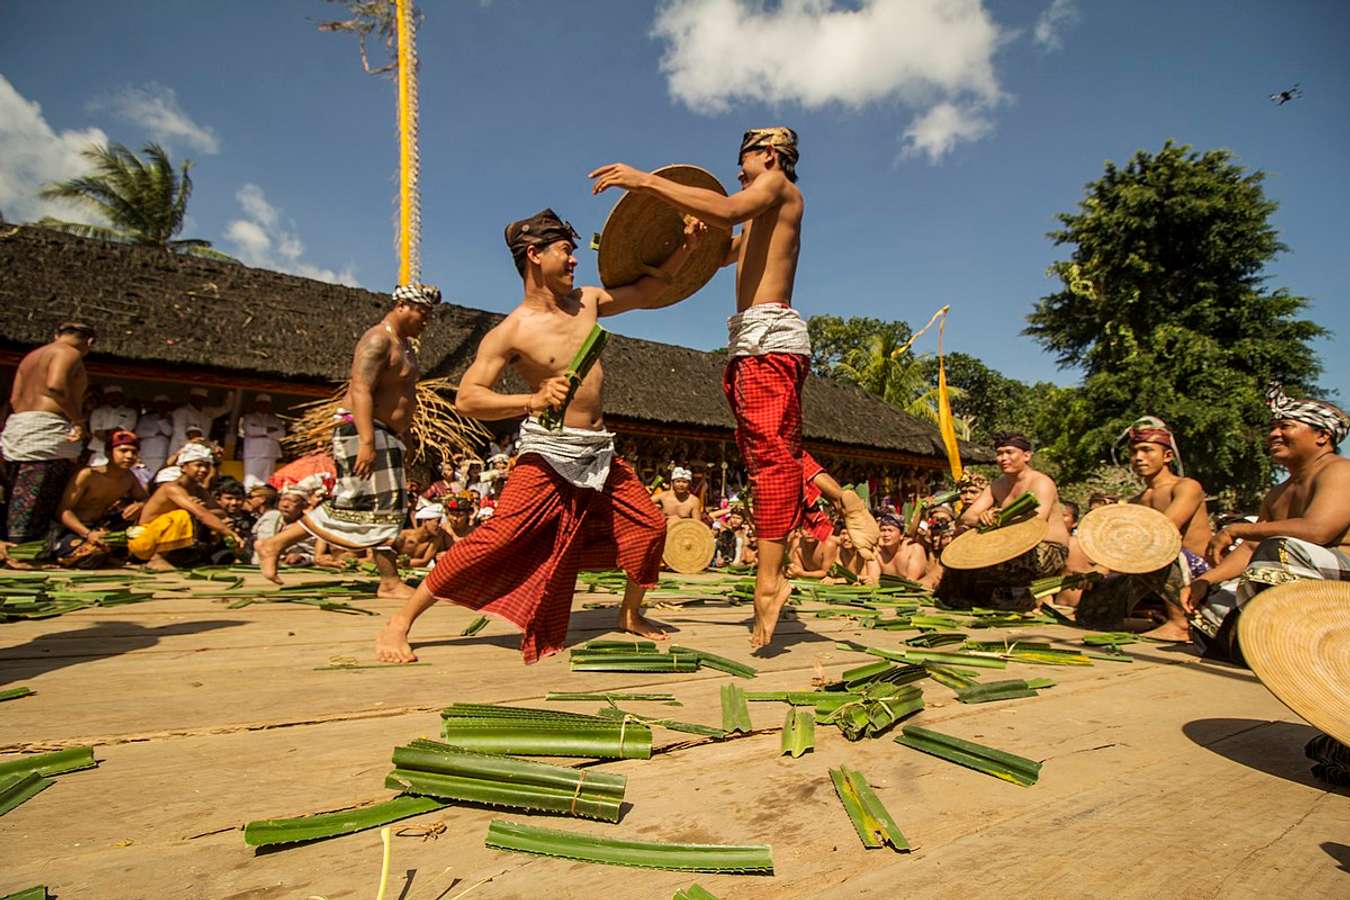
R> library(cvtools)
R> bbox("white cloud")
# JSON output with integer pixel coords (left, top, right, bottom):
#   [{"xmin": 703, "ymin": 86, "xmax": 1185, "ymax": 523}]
[
  {"xmin": 225, "ymin": 183, "xmax": 360, "ymax": 286},
  {"xmin": 1033, "ymin": 0, "xmax": 1078, "ymax": 51},
  {"xmin": 0, "ymin": 75, "xmax": 109, "ymax": 225},
  {"xmin": 90, "ymin": 83, "xmax": 220, "ymax": 154},
  {"xmin": 651, "ymin": 0, "xmax": 1007, "ymax": 162},
  {"xmin": 901, "ymin": 101, "xmax": 993, "ymax": 163}
]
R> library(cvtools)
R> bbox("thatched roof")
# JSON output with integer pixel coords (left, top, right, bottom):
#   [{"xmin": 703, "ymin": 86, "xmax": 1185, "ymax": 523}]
[{"xmin": 0, "ymin": 226, "xmax": 990, "ymax": 462}]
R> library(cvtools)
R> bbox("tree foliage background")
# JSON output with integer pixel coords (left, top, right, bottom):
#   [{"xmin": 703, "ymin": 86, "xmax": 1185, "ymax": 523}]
[{"xmin": 808, "ymin": 141, "xmax": 1328, "ymax": 509}]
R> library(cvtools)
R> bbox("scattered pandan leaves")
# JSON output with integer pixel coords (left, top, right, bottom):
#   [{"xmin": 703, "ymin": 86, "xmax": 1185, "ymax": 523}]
[
  {"xmin": 484, "ymin": 820, "xmax": 774, "ymax": 873},
  {"xmin": 830, "ymin": 765, "xmax": 909, "ymax": 852},
  {"xmin": 0, "ymin": 746, "xmax": 97, "ymax": 780},
  {"xmin": 673, "ymin": 883, "xmax": 720, "ymax": 900},
  {"xmin": 668, "ymin": 645, "xmax": 757, "ymax": 679},
  {"xmin": 0, "ymin": 686, "xmax": 34, "ymax": 702},
  {"xmin": 0, "ymin": 771, "xmax": 53, "ymax": 818},
  {"xmin": 895, "ymin": 725, "xmax": 1041, "ymax": 787},
  {"xmin": 720, "ymin": 684, "xmax": 753, "ymax": 735},
  {"xmin": 781, "ymin": 708, "xmax": 815, "ymax": 758},
  {"xmin": 244, "ymin": 794, "xmax": 449, "ymax": 847},
  {"xmin": 460, "ymin": 615, "xmax": 488, "ymax": 636}
]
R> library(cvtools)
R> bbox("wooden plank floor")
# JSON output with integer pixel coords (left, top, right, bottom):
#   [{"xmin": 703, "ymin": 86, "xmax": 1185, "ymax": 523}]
[{"xmin": 1, "ymin": 571, "xmax": 1346, "ymax": 899}]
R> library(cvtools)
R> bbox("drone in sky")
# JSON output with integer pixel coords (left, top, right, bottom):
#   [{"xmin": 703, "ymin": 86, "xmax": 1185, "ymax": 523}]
[{"xmin": 1269, "ymin": 83, "xmax": 1302, "ymax": 106}]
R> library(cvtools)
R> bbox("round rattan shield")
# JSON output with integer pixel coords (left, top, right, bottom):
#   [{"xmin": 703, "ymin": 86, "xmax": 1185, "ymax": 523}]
[
  {"xmin": 598, "ymin": 165, "xmax": 733, "ymax": 306},
  {"xmin": 941, "ymin": 516, "xmax": 1048, "ymax": 571},
  {"xmin": 1239, "ymin": 580, "xmax": 1350, "ymax": 745},
  {"xmin": 1077, "ymin": 504, "xmax": 1182, "ymax": 574},
  {"xmin": 663, "ymin": 518, "xmax": 716, "ymax": 574}
]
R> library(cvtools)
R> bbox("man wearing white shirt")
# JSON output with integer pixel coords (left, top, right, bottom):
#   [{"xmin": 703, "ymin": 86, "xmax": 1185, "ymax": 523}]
[
  {"xmin": 86, "ymin": 385, "xmax": 139, "ymax": 467},
  {"xmin": 169, "ymin": 386, "xmax": 228, "ymax": 458},
  {"xmin": 134, "ymin": 394, "xmax": 175, "ymax": 476},
  {"xmin": 239, "ymin": 393, "xmax": 286, "ymax": 489}
]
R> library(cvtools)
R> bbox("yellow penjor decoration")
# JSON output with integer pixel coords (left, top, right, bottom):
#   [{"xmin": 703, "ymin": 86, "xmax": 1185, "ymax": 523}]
[
  {"xmin": 935, "ymin": 308, "xmax": 964, "ymax": 483},
  {"xmin": 396, "ymin": 0, "xmax": 420, "ymax": 283}
]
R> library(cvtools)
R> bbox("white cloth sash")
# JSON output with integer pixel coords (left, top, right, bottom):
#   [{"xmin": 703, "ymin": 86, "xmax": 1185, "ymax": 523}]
[
  {"xmin": 726, "ymin": 304, "xmax": 812, "ymax": 357},
  {"xmin": 516, "ymin": 417, "xmax": 615, "ymax": 491}
]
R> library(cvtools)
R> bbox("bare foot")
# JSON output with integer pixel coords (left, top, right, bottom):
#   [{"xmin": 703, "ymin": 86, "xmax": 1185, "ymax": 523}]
[
  {"xmin": 750, "ymin": 577, "xmax": 793, "ymax": 649},
  {"xmin": 840, "ymin": 491, "xmax": 880, "ymax": 558},
  {"xmin": 377, "ymin": 580, "xmax": 416, "ymax": 601},
  {"xmin": 256, "ymin": 536, "xmax": 283, "ymax": 585},
  {"xmin": 1140, "ymin": 621, "xmax": 1191, "ymax": 642},
  {"xmin": 145, "ymin": 554, "xmax": 176, "ymax": 572},
  {"xmin": 617, "ymin": 610, "xmax": 669, "ymax": 640},
  {"xmin": 375, "ymin": 615, "xmax": 418, "ymax": 663}
]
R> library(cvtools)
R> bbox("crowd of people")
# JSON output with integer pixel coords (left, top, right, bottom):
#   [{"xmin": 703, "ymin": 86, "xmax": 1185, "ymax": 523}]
[{"xmin": 4, "ymin": 125, "xmax": 1348, "ymax": 676}]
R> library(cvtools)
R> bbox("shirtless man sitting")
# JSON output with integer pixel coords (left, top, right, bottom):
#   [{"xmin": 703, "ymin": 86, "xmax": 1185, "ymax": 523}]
[
  {"xmin": 942, "ymin": 432, "xmax": 1070, "ymax": 610},
  {"xmin": 656, "ymin": 467, "xmax": 703, "ymax": 521},
  {"xmin": 375, "ymin": 208, "xmax": 700, "ymax": 664},
  {"xmin": 1163, "ymin": 386, "xmax": 1350, "ymax": 661},
  {"xmin": 876, "ymin": 514, "xmax": 928, "ymax": 581},
  {"xmin": 786, "ymin": 522, "xmax": 840, "ymax": 579},
  {"xmin": 1076, "ymin": 418, "xmax": 1212, "ymax": 628},
  {"xmin": 825, "ymin": 523, "xmax": 881, "ymax": 585},
  {"xmin": 128, "ymin": 442, "xmax": 243, "ymax": 570},
  {"xmin": 52, "ymin": 429, "xmax": 147, "ymax": 567},
  {"xmin": 398, "ymin": 504, "xmax": 452, "ymax": 568}
]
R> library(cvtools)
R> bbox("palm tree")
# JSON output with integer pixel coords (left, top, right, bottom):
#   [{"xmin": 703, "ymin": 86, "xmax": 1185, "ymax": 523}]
[
  {"xmin": 38, "ymin": 141, "xmax": 232, "ymax": 260},
  {"xmin": 835, "ymin": 333, "xmax": 973, "ymax": 439}
]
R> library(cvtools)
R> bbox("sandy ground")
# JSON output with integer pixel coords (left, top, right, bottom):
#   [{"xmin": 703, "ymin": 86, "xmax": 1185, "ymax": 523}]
[{"xmin": 1, "ymin": 569, "xmax": 1346, "ymax": 899}]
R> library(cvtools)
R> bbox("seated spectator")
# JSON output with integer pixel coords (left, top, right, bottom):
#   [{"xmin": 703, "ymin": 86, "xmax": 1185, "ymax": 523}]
[
  {"xmin": 249, "ymin": 485, "xmax": 283, "ymax": 562},
  {"xmin": 786, "ymin": 522, "xmax": 840, "ymax": 579},
  {"xmin": 129, "ymin": 444, "xmax": 243, "ymax": 570},
  {"xmin": 211, "ymin": 479, "xmax": 255, "ymax": 564},
  {"xmin": 876, "ymin": 513, "xmax": 927, "ymax": 581},
  {"xmin": 714, "ymin": 508, "xmax": 749, "ymax": 567},
  {"xmin": 439, "ymin": 496, "xmax": 475, "ymax": 553},
  {"xmin": 314, "ymin": 538, "xmax": 366, "ymax": 570},
  {"xmin": 422, "ymin": 458, "xmax": 464, "ymax": 501},
  {"xmin": 52, "ymin": 429, "xmax": 147, "ymax": 567},
  {"xmin": 397, "ymin": 503, "xmax": 452, "ymax": 568},
  {"xmin": 825, "ymin": 523, "xmax": 881, "ymax": 585},
  {"xmin": 267, "ymin": 488, "xmax": 315, "ymax": 567}
]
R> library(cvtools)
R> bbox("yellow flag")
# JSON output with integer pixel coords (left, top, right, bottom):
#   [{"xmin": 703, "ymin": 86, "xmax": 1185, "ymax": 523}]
[{"xmin": 936, "ymin": 310, "xmax": 963, "ymax": 483}]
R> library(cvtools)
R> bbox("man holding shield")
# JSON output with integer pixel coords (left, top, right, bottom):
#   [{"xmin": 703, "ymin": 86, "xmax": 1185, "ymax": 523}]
[{"xmin": 591, "ymin": 127, "xmax": 879, "ymax": 649}]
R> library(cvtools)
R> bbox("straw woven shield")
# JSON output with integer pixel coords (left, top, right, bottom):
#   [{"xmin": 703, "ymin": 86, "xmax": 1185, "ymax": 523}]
[
  {"xmin": 598, "ymin": 165, "xmax": 733, "ymax": 306},
  {"xmin": 1077, "ymin": 504, "xmax": 1181, "ymax": 574},
  {"xmin": 1239, "ymin": 580, "xmax": 1350, "ymax": 745},
  {"xmin": 941, "ymin": 516, "xmax": 1048, "ymax": 570},
  {"xmin": 663, "ymin": 518, "xmax": 716, "ymax": 574}
]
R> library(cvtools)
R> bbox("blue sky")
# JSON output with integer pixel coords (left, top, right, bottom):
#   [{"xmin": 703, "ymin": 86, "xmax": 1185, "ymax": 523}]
[{"xmin": 2, "ymin": 0, "xmax": 1346, "ymax": 400}]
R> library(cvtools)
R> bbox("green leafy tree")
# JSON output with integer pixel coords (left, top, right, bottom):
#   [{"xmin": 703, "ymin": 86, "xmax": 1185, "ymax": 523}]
[
  {"xmin": 39, "ymin": 142, "xmax": 231, "ymax": 260},
  {"xmin": 832, "ymin": 332, "xmax": 972, "ymax": 438},
  {"xmin": 806, "ymin": 315, "xmax": 911, "ymax": 377},
  {"xmin": 1025, "ymin": 141, "xmax": 1326, "ymax": 505}
]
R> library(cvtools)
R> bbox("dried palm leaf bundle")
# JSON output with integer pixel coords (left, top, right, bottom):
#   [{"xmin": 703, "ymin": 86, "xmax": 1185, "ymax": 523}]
[{"xmin": 282, "ymin": 377, "xmax": 490, "ymax": 465}]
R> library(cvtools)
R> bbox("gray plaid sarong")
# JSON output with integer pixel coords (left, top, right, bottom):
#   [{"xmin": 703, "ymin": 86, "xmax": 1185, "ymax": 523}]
[
  {"xmin": 301, "ymin": 419, "xmax": 406, "ymax": 549},
  {"xmin": 1192, "ymin": 536, "xmax": 1350, "ymax": 663}
]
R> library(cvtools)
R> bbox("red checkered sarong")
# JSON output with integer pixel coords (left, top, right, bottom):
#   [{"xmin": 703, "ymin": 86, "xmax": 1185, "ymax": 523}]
[
  {"xmin": 723, "ymin": 353, "xmax": 832, "ymax": 543},
  {"xmin": 423, "ymin": 454, "xmax": 665, "ymax": 664}
]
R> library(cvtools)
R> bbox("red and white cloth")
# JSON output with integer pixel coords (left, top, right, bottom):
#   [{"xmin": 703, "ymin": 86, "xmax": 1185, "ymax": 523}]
[
  {"xmin": 423, "ymin": 454, "xmax": 665, "ymax": 664},
  {"xmin": 722, "ymin": 349, "xmax": 831, "ymax": 543}
]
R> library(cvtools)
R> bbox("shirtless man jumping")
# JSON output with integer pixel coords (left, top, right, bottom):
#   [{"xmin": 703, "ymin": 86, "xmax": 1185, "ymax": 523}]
[
  {"xmin": 375, "ymin": 208, "xmax": 700, "ymax": 664},
  {"xmin": 656, "ymin": 467, "xmax": 702, "ymax": 521},
  {"xmin": 1, "ymin": 321, "xmax": 94, "ymax": 542},
  {"xmin": 591, "ymin": 127, "xmax": 879, "ymax": 649},
  {"xmin": 256, "ymin": 284, "xmax": 441, "ymax": 600}
]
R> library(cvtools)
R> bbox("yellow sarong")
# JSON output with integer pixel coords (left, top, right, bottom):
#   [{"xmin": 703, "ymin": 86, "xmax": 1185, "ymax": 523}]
[{"xmin": 127, "ymin": 509, "xmax": 196, "ymax": 560}]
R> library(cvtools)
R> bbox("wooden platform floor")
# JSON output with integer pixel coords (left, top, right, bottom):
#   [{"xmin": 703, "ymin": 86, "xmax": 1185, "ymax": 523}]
[{"xmin": 1, "ymin": 571, "xmax": 1346, "ymax": 899}]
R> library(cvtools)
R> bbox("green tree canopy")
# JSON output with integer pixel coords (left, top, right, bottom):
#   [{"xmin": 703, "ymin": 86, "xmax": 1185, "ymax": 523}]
[
  {"xmin": 807, "ymin": 315, "xmax": 911, "ymax": 377},
  {"xmin": 39, "ymin": 141, "xmax": 231, "ymax": 260},
  {"xmin": 1025, "ymin": 140, "xmax": 1326, "ymax": 505}
]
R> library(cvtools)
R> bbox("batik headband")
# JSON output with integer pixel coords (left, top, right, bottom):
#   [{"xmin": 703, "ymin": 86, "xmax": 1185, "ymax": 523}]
[
  {"xmin": 393, "ymin": 283, "xmax": 442, "ymax": 307},
  {"xmin": 739, "ymin": 127, "xmax": 799, "ymax": 170},
  {"xmin": 1268, "ymin": 382, "xmax": 1350, "ymax": 446},
  {"xmin": 993, "ymin": 432, "xmax": 1033, "ymax": 452}
]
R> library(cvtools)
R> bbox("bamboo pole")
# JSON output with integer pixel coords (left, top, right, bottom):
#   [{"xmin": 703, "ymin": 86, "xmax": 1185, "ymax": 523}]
[{"xmin": 396, "ymin": 0, "xmax": 420, "ymax": 283}]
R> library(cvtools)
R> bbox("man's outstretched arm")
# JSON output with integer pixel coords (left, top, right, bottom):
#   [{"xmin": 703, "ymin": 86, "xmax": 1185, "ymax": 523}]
[
  {"xmin": 597, "ymin": 218, "xmax": 706, "ymax": 316},
  {"xmin": 590, "ymin": 164, "xmax": 785, "ymax": 230}
]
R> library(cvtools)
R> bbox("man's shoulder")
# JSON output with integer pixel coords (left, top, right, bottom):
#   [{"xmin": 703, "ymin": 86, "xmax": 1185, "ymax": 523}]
[{"xmin": 1315, "ymin": 456, "xmax": 1350, "ymax": 485}]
